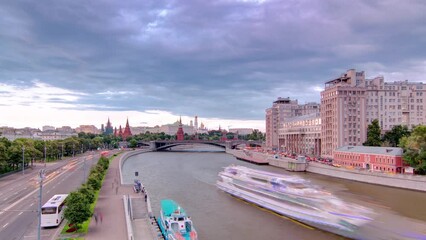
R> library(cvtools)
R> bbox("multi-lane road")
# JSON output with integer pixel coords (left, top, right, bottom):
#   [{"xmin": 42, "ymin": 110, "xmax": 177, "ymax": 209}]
[{"xmin": 0, "ymin": 151, "xmax": 103, "ymax": 240}]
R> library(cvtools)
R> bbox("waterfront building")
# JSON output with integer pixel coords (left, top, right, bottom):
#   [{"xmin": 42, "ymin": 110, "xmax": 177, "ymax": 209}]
[
  {"xmin": 320, "ymin": 69, "xmax": 425, "ymax": 159},
  {"xmin": 228, "ymin": 128, "xmax": 253, "ymax": 136},
  {"xmin": 365, "ymin": 78, "xmax": 425, "ymax": 132},
  {"xmin": 278, "ymin": 112, "xmax": 321, "ymax": 156},
  {"xmin": 130, "ymin": 126, "xmax": 161, "ymax": 134},
  {"xmin": 320, "ymin": 69, "xmax": 368, "ymax": 158},
  {"xmin": 265, "ymin": 97, "xmax": 299, "ymax": 150},
  {"xmin": 266, "ymin": 97, "xmax": 320, "ymax": 150},
  {"xmin": 333, "ymin": 146, "xmax": 403, "ymax": 173},
  {"xmin": 75, "ymin": 125, "xmax": 100, "ymax": 134},
  {"xmin": 176, "ymin": 117, "xmax": 184, "ymax": 140}
]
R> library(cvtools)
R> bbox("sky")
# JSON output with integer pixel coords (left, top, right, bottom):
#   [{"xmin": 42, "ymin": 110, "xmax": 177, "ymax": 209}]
[{"xmin": 1, "ymin": 0, "xmax": 425, "ymax": 132}]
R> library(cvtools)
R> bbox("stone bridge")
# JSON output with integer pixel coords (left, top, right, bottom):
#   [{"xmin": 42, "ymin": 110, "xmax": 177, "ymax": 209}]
[{"xmin": 138, "ymin": 140, "xmax": 262, "ymax": 151}]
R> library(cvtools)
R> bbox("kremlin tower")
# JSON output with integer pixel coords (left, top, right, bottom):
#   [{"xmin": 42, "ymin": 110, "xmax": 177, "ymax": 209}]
[
  {"xmin": 122, "ymin": 118, "xmax": 132, "ymax": 140},
  {"xmin": 176, "ymin": 117, "xmax": 185, "ymax": 141},
  {"xmin": 104, "ymin": 118, "xmax": 132, "ymax": 140}
]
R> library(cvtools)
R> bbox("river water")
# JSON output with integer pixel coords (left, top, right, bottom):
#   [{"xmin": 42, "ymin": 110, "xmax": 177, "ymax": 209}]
[{"xmin": 121, "ymin": 145, "xmax": 426, "ymax": 240}]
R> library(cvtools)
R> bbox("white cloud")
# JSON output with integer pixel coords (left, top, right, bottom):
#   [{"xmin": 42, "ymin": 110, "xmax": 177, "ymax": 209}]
[
  {"xmin": 0, "ymin": 80, "xmax": 86, "ymax": 110},
  {"xmin": 0, "ymin": 81, "xmax": 265, "ymax": 131}
]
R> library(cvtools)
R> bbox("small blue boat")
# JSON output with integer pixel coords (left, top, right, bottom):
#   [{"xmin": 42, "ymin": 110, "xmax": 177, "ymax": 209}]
[{"xmin": 157, "ymin": 199, "xmax": 198, "ymax": 240}]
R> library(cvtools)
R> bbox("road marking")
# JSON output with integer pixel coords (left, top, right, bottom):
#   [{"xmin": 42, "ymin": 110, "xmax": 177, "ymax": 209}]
[
  {"xmin": 1, "ymin": 165, "xmax": 74, "ymax": 214},
  {"xmin": 2, "ymin": 223, "xmax": 9, "ymax": 228},
  {"xmin": 18, "ymin": 212, "xmax": 23, "ymax": 216},
  {"xmin": 30, "ymin": 203, "xmax": 34, "ymax": 207}
]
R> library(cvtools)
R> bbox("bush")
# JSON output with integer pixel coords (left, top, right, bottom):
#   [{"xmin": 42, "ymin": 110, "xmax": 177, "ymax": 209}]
[
  {"xmin": 87, "ymin": 175, "xmax": 102, "ymax": 190},
  {"xmin": 78, "ymin": 184, "xmax": 95, "ymax": 204},
  {"xmin": 64, "ymin": 191, "xmax": 92, "ymax": 228}
]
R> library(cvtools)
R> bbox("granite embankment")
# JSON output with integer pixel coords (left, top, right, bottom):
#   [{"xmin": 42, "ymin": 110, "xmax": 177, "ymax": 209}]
[
  {"xmin": 227, "ymin": 149, "xmax": 426, "ymax": 192},
  {"xmin": 306, "ymin": 161, "xmax": 426, "ymax": 192}
]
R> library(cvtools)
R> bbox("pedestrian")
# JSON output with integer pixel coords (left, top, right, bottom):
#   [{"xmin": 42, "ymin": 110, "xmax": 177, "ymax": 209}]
[
  {"xmin": 99, "ymin": 211, "xmax": 103, "ymax": 224},
  {"xmin": 93, "ymin": 212, "xmax": 98, "ymax": 225},
  {"xmin": 115, "ymin": 185, "xmax": 118, "ymax": 195},
  {"xmin": 144, "ymin": 193, "xmax": 147, "ymax": 202}
]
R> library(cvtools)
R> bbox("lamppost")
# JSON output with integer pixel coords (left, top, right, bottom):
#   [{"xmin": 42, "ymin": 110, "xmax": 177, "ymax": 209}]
[
  {"xmin": 37, "ymin": 169, "xmax": 45, "ymax": 240},
  {"xmin": 61, "ymin": 143, "xmax": 64, "ymax": 159},
  {"xmin": 22, "ymin": 146, "xmax": 25, "ymax": 175},
  {"xmin": 82, "ymin": 157, "xmax": 86, "ymax": 184},
  {"xmin": 44, "ymin": 141, "xmax": 46, "ymax": 167}
]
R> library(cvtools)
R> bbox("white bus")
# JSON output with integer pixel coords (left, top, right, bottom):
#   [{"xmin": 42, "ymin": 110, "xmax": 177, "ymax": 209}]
[{"xmin": 41, "ymin": 194, "xmax": 68, "ymax": 227}]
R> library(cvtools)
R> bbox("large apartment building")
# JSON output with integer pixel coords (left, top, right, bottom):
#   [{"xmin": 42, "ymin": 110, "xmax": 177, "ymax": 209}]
[
  {"xmin": 266, "ymin": 97, "xmax": 320, "ymax": 150},
  {"xmin": 320, "ymin": 69, "xmax": 368, "ymax": 158},
  {"xmin": 266, "ymin": 69, "xmax": 425, "ymax": 158},
  {"xmin": 266, "ymin": 98, "xmax": 299, "ymax": 149},
  {"xmin": 366, "ymin": 78, "xmax": 425, "ymax": 132}
]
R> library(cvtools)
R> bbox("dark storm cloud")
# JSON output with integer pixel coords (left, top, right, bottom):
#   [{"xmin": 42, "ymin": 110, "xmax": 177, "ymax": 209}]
[{"xmin": 0, "ymin": 0, "xmax": 425, "ymax": 120}]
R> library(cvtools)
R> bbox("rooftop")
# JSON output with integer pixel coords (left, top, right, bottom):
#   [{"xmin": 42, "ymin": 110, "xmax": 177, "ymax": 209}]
[{"xmin": 335, "ymin": 146, "xmax": 403, "ymax": 156}]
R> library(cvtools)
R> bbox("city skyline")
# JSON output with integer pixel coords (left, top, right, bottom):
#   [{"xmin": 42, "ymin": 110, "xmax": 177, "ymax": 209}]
[{"xmin": 1, "ymin": 1, "xmax": 425, "ymax": 131}]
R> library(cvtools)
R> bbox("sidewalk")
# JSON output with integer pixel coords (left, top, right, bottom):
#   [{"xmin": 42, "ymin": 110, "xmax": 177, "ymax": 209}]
[
  {"xmin": 84, "ymin": 150, "xmax": 157, "ymax": 240},
  {"xmin": 84, "ymin": 152, "xmax": 133, "ymax": 240}
]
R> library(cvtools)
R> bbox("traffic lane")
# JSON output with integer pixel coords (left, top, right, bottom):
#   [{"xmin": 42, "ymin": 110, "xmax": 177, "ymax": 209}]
[
  {"xmin": 23, "ymin": 155, "xmax": 100, "ymax": 240},
  {"xmin": 0, "ymin": 156, "xmax": 92, "ymax": 207},
  {"xmin": 0, "ymin": 156, "xmax": 94, "ymax": 240}
]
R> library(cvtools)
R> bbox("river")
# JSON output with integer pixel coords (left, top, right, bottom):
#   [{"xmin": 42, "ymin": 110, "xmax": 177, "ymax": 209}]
[{"xmin": 121, "ymin": 145, "xmax": 426, "ymax": 240}]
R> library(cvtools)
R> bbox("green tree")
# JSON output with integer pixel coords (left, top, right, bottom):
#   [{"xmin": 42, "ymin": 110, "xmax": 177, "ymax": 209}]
[
  {"xmin": 0, "ymin": 138, "xmax": 11, "ymax": 173},
  {"xmin": 400, "ymin": 125, "xmax": 426, "ymax": 175},
  {"xmin": 382, "ymin": 125, "xmax": 411, "ymax": 147},
  {"xmin": 363, "ymin": 119, "xmax": 382, "ymax": 146},
  {"xmin": 128, "ymin": 139, "xmax": 138, "ymax": 148},
  {"xmin": 64, "ymin": 191, "xmax": 92, "ymax": 228}
]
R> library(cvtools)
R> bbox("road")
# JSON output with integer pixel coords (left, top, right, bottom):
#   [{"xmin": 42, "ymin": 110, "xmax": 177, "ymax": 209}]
[{"xmin": 0, "ymin": 151, "xmax": 103, "ymax": 240}]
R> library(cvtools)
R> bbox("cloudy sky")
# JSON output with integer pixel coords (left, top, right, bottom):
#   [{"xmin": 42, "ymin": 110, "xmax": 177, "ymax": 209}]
[{"xmin": 1, "ymin": 0, "xmax": 425, "ymax": 131}]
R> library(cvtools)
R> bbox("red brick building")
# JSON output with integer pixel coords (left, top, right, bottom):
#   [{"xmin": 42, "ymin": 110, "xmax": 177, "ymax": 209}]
[{"xmin": 333, "ymin": 146, "xmax": 404, "ymax": 173}]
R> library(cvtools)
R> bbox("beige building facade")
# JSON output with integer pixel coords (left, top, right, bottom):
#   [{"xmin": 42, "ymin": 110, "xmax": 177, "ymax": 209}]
[
  {"xmin": 366, "ymin": 78, "xmax": 425, "ymax": 131},
  {"xmin": 278, "ymin": 112, "xmax": 321, "ymax": 156},
  {"xmin": 321, "ymin": 69, "xmax": 368, "ymax": 158}
]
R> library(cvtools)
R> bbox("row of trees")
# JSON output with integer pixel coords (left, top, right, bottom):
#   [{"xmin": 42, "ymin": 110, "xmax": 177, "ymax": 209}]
[
  {"xmin": 0, "ymin": 129, "xmax": 265, "ymax": 174},
  {"xmin": 364, "ymin": 120, "xmax": 426, "ymax": 174},
  {"xmin": 64, "ymin": 155, "xmax": 111, "ymax": 228},
  {"xmin": 124, "ymin": 129, "xmax": 265, "ymax": 146}
]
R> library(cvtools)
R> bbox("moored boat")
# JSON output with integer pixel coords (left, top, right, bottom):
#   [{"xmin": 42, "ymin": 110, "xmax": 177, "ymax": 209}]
[
  {"xmin": 216, "ymin": 165, "xmax": 375, "ymax": 239},
  {"xmin": 157, "ymin": 199, "xmax": 198, "ymax": 240}
]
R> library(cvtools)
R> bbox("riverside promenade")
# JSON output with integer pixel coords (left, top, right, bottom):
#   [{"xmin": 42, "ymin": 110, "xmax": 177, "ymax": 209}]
[{"xmin": 85, "ymin": 150, "xmax": 157, "ymax": 240}]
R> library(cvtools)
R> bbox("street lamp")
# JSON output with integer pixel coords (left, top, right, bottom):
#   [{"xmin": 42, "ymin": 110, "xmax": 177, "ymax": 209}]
[
  {"xmin": 22, "ymin": 146, "xmax": 25, "ymax": 175},
  {"xmin": 44, "ymin": 141, "xmax": 46, "ymax": 167},
  {"xmin": 37, "ymin": 169, "xmax": 45, "ymax": 240},
  {"xmin": 83, "ymin": 157, "xmax": 86, "ymax": 184}
]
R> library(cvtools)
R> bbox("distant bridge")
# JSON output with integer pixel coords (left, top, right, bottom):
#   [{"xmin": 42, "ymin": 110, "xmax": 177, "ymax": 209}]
[{"xmin": 138, "ymin": 140, "xmax": 262, "ymax": 151}]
